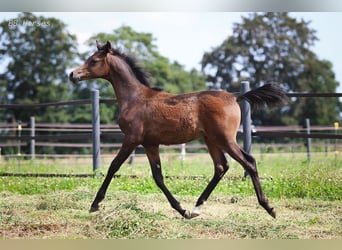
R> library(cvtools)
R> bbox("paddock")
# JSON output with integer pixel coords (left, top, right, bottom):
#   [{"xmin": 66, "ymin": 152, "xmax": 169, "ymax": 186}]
[{"xmin": 0, "ymin": 84, "xmax": 341, "ymax": 238}]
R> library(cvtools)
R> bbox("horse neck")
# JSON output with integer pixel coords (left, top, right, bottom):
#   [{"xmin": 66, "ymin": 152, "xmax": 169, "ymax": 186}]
[{"xmin": 106, "ymin": 62, "xmax": 148, "ymax": 110}]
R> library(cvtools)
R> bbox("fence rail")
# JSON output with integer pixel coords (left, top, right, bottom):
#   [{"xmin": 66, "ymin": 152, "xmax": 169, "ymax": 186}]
[
  {"xmin": 286, "ymin": 93, "xmax": 342, "ymax": 97},
  {"xmin": 0, "ymin": 92, "xmax": 341, "ymax": 110},
  {"xmin": 253, "ymin": 131, "xmax": 342, "ymax": 139},
  {"xmin": 2, "ymin": 125, "xmax": 341, "ymax": 143}
]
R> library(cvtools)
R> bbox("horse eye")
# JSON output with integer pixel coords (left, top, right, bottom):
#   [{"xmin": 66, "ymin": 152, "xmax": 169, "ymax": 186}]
[{"xmin": 90, "ymin": 59, "xmax": 98, "ymax": 66}]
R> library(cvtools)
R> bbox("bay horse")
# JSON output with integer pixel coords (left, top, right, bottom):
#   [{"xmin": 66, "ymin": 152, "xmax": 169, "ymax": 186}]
[{"xmin": 69, "ymin": 41, "xmax": 288, "ymax": 219}]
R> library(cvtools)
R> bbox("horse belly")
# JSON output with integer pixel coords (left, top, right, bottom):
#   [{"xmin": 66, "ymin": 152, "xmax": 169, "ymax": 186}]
[
  {"xmin": 146, "ymin": 128, "xmax": 201, "ymax": 145},
  {"xmin": 145, "ymin": 111, "xmax": 202, "ymax": 145}
]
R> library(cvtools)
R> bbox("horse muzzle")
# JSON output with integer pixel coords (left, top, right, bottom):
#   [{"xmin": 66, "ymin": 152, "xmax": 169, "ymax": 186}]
[{"xmin": 69, "ymin": 71, "xmax": 82, "ymax": 84}]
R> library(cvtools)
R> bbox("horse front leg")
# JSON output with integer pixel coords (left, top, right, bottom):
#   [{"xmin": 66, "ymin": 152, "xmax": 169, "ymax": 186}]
[
  {"xmin": 144, "ymin": 145, "xmax": 190, "ymax": 219},
  {"xmin": 90, "ymin": 140, "xmax": 137, "ymax": 213}
]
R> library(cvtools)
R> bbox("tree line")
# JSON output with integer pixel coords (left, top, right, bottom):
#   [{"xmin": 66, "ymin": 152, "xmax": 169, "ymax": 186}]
[{"xmin": 0, "ymin": 12, "xmax": 341, "ymax": 154}]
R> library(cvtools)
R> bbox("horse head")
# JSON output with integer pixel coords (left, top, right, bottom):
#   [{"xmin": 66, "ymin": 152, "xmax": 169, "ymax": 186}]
[{"xmin": 69, "ymin": 41, "xmax": 113, "ymax": 83}]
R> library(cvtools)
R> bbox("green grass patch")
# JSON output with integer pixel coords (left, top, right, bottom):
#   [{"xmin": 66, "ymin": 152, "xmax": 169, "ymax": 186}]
[{"xmin": 0, "ymin": 153, "xmax": 341, "ymax": 201}]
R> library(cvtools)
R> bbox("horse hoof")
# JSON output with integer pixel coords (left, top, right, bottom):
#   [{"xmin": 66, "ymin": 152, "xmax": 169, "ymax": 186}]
[
  {"xmin": 89, "ymin": 205, "xmax": 99, "ymax": 213},
  {"xmin": 190, "ymin": 212, "xmax": 200, "ymax": 218},
  {"xmin": 183, "ymin": 210, "xmax": 192, "ymax": 219},
  {"xmin": 183, "ymin": 207, "xmax": 201, "ymax": 219},
  {"xmin": 269, "ymin": 208, "xmax": 276, "ymax": 218},
  {"xmin": 190, "ymin": 206, "xmax": 201, "ymax": 218}
]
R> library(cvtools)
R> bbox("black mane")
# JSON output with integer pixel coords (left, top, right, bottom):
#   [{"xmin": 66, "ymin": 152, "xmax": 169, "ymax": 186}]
[{"xmin": 110, "ymin": 48, "xmax": 151, "ymax": 87}]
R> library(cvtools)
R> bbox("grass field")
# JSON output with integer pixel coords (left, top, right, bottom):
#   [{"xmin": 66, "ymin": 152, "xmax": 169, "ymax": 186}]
[{"xmin": 0, "ymin": 153, "xmax": 341, "ymax": 239}]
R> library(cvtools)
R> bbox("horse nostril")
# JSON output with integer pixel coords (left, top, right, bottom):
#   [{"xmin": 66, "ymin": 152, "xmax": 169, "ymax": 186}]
[{"xmin": 69, "ymin": 71, "xmax": 79, "ymax": 83}]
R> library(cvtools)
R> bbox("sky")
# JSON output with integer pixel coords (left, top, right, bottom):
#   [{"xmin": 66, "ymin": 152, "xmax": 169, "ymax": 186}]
[{"xmin": 1, "ymin": 12, "xmax": 342, "ymax": 92}]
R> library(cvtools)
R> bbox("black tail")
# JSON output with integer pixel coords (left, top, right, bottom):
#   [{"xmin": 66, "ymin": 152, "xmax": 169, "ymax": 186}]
[{"xmin": 236, "ymin": 83, "xmax": 288, "ymax": 110}]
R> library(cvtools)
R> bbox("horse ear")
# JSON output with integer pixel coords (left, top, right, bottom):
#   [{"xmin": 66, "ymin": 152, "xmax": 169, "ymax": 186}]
[
  {"xmin": 96, "ymin": 40, "xmax": 112, "ymax": 53},
  {"xmin": 105, "ymin": 41, "xmax": 112, "ymax": 51},
  {"xmin": 96, "ymin": 40, "xmax": 101, "ymax": 50}
]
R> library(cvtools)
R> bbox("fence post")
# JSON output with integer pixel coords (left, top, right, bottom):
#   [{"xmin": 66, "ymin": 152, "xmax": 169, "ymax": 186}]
[
  {"xmin": 334, "ymin": 122, "xmax": 339, "ymax": 167},
  {"xmin": 30, "ymin": 116, "xmax": 35, "ymax": 160},
  {"xmin": 305, "ymin": 118, "xmax": 311, "ymax": 162},
  {"xmin": 241, "ymin": 81, "xmax": 252, "ymax": 154},
  {"xmin": 241, "ymin": 81, "xmax": 252, "ymax": 177},
  {"xmin": 180, "ymin": 143, "xmax": 186, "ymax": 161},
  {"xmin": 92, "ymin": 89, "xmax": 101, "ymax": 172},
  {"xmin": 17, "ymin": 120, "xmax": 22, "ymax": 156}
]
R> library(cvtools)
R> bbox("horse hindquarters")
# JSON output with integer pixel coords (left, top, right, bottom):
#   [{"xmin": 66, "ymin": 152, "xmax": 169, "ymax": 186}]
[{"xmin": 200, "ymin": 95, "xmax": 276, "ymax": 218}]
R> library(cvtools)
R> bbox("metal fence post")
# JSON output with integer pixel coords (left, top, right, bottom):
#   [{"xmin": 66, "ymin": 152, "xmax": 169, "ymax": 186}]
[
  {"xmin": 30, "ymin": 116, "xmax": 35, "ymax": 160},
  {"xmin": 92, "ymin": 89, "xmax": 101, "ymax": 172},
  {"xmin": 241, "ymin": 81, "xmax": 252, "ymax": 154},
  {"xmin": 241, "ymin": 81, "xmax": 252, "ymax": 177}
]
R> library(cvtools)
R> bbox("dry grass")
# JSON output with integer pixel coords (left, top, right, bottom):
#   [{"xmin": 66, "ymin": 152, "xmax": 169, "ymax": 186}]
[{"xmin": 0, "ymin": 190, "xmax": 341, "ymax": 239}]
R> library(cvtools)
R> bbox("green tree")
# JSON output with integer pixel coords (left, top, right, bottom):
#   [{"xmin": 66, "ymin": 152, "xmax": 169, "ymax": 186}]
[
  {"xmin": 0, "ymin": 12, "xmax": 78, "ymax": 123},
  {"xmin": 285, "ymin": 55, "xmax": 340, "ymax": 125},
  {"xmin": 201, "ymin": 12, "xmax": 340, "ymax": 126}
]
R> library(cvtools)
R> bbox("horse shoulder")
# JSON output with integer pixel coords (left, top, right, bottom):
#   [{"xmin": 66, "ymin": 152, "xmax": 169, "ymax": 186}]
[{"xmin": 117, "ymin": 98, "xmax": 147, "ymax": 138}]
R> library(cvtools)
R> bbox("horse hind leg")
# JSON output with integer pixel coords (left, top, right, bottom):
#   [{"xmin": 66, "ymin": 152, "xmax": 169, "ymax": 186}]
[
  {"xmin": 190, "ymin": 140, "xmax": 229, "ymax": 218},
  {"xmin": 225, "ymin": 141, "xmax": 276, "ymax": 218}
]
